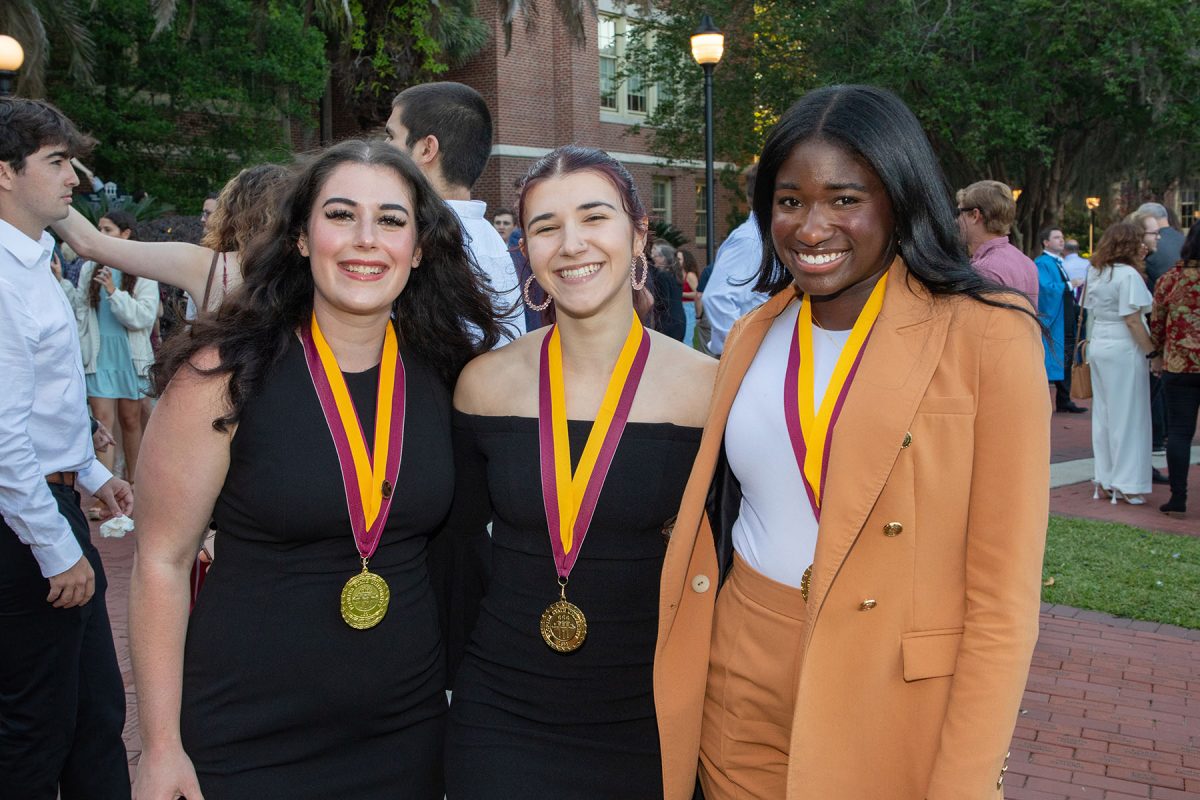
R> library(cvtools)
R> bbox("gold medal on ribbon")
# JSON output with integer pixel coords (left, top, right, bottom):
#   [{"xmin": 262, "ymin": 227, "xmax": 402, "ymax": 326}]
[
  {"xmin": 301, "ymin": 312, "xmax": 406, "ymax": 630},
  {"xmin": 341, "ymin": 560, "xmax": 392, "ymax": 629},
  {"xmin": 537, "ymin": 316, "xmax": 651, "ymax": 653},
  {"xmin": 540, "ymin": 580, "xmax": 588, "ymax": 653}
]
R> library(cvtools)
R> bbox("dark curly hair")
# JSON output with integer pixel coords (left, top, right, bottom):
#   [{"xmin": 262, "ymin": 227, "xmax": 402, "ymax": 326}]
[
  {"xmin": 751, "ymin": 85, "xmax": 1035, "ymax": 323},
  {"xmin": 150, "ymin": 139, "xmax": 503, "ymax": 430},
  {"xmin": 200, "ymin": 163, "xmax": 288, "ymax": 255}
]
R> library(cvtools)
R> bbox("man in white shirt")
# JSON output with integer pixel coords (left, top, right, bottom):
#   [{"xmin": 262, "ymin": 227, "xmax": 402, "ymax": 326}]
[
  {"xmin": 703, "ymin": 164, "xmax": 768, "ymax": 355},
  {"xmin": 0, "ymin": 98, "xmax": 134, "ymax": 799},
  {"xmin": 386, "ymin": 82, "xmax": 525, "ymax": 346},
  {"xmin": 1062, "ymin": 239, "xmax": 1090, "ymax": 287}
]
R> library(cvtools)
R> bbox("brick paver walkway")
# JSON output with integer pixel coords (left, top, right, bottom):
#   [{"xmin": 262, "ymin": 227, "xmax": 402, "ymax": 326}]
[{"xmin": 1048, "ymin": 406, "xmax": 1199, "ymax": 536}]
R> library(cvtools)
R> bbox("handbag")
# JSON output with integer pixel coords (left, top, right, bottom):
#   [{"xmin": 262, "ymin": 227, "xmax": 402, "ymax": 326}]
[{"xmin": 1069, "ymin": 280, "xmax": 1091, "ymax": 400}]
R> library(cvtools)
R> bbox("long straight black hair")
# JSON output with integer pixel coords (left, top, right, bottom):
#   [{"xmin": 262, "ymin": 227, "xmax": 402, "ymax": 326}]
[{"xmin": 752, "ymin": 85, "xmax": 1033, "ymax": 320}]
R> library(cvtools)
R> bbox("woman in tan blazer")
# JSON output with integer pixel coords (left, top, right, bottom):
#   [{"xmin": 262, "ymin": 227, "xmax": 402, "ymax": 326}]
[{"xmin": 654, "ymin": 85, "xmax": 1050, "ymax": 800}]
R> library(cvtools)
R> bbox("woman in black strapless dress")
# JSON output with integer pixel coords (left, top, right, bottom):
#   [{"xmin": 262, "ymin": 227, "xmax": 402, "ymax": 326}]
[
  {"xmin": 443, "ymin": 145, "xmax": 716, "ymax": 799},
  {"xmin": 128, "ymin": 140, "xmax": 502, "ymax": 800}
]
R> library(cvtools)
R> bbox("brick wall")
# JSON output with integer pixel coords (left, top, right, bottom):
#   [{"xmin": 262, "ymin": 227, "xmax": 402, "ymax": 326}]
[{"xmin": 441, "ymin": 0, "xmax": 742, "ymax": 267}]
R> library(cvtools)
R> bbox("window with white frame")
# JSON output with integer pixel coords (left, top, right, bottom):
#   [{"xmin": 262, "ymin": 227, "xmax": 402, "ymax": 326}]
[
  {"xmin": 652, "ymin": 178, "xmax": 672, "ymax": 224},
  {"xmin": 1180, "ymin": 187, "xmax": 1199, "ymax": 225},
  {"xmin": 598, "ymin": 14, "xmax": 658, "ymax": 117},
  {"xmin": 695, "ymin": 180, "xmax": 708, "ymax": 245}
]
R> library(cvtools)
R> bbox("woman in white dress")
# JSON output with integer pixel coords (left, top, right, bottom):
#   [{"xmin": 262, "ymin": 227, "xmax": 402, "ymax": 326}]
[{"xmin": 1084, "ymin": 221, "xmax": 1156, "ymax": 504}]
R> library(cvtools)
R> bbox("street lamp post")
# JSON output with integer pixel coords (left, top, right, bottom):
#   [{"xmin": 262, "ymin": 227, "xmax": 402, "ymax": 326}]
[
  {"xmin": 1085, "ymin": 196, "xmax": 1101, "ymax": 253},
  {"xmin": 691, "ymin": 16, "xmax": 724, "ymax": 268},
  {"xmin": 0, "ymin": 35, "xmax": 25, "ymax": 97}
]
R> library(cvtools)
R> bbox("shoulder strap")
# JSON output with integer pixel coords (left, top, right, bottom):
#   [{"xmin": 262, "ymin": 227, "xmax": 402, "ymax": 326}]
[{"xmin": 200, "ymin": 250, "xmax": 219, "ymax": 315}]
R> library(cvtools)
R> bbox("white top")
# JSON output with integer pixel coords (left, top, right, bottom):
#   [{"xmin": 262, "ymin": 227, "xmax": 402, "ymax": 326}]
[
  {"xmin": 1062, "ymin": 252, "xmax": 1091, "ymax": 284},
  {"xmin": 702, "ymin": 214, "xmax": 768, "ymax": 355},
  {"xmin": 726, "ymin": 298, "xmax": 852, "ymax": 587},
  {"xmin": 446, "ymin": 199, "xmax": 525, "ymax": 346},
  {"xmin": 0, "ymin": 218, "xmax": 113, "ymax": 578},
  {"xmin": 1083, "ymin": 264, "xmax": 1153, "ymax": 323}
]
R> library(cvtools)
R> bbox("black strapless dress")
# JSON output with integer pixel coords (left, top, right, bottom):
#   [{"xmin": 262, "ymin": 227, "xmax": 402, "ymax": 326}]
[
  {"xmin": 180, "ymin": 339, "xmax": 450, "ymax": 798},
  {"xmin": 443, "ymin": 412, "xmax": 701, "ymax": 799}
]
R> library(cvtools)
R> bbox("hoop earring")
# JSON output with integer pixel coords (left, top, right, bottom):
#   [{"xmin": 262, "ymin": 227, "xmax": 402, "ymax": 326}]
[
  {"xmin": 630, "ymin": 254, "xmax": 649, "ymax": 291},
  {"xmin": 523, "ymin": 274, "xmax": 551, "ymax": 312}
]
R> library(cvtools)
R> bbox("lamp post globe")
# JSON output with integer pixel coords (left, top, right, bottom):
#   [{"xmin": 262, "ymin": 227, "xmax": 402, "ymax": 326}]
[
  {"xmin": 0, "ymin": 35, "xmax": 25, "ymax": 97},
  {"xmin": 691, "ymin": 16, "xmax": 724, "ymax": 267}
]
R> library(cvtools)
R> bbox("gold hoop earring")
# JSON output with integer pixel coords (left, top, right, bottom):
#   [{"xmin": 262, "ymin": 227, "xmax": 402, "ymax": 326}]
[
  {"xmin": 630, "ymin": 254, "xmax": 649, "ymax": 291},
  {"xmin": 523, "ymin": 274, "xmax": 551, "ymax": 312}
]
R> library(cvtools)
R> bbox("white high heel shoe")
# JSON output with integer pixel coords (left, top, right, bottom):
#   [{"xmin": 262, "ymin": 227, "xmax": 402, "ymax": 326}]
[
  {"xmin": 1111, "ymin": 489, "xmax": 1146, "ymax": 506},
  {"xmin": 1093, "ymin": 482, "xmax": 1112, "ymax": 500}
]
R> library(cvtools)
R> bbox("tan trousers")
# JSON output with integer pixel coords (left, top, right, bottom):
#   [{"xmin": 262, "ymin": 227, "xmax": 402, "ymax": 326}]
[{"xmin": 699, "ymin": 553, "xmax": 807, "ymax": 800}]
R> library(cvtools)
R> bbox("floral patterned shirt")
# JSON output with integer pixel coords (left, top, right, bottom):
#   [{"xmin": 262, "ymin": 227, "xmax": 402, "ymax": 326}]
[{"xmin": 1150, "ymin": 262, "xmax": 1200, "ymax": 374}]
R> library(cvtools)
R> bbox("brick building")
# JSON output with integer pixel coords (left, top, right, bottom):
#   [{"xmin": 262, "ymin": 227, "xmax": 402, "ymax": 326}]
[{"xmin": 436, "ymin": 1, "xmax": 743, "ymax": 264}]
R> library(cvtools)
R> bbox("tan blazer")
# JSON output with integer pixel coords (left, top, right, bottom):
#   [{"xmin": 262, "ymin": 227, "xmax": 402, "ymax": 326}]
[{"xmin": 655, "ymin": 260, "xmax": 1050, "ymax": 800}]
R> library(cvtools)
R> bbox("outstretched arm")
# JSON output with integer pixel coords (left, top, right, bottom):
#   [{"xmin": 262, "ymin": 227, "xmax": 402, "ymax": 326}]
[
  {"xmin": 129, "ymin": 350, "xmax": 231, "ymax": 800},
  {"xmin": 52, "ymin": 207, "xmax": 220, "ymax": 303}
]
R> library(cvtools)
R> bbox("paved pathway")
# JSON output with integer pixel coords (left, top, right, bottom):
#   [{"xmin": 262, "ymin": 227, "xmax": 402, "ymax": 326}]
[
  {"xmin": 90, "ymin": 405, "xmax": 1198, "ymax": 795},
  {"xmin": 1047, "ymin": 407, "xmax": 1199, "ymax": 536}
]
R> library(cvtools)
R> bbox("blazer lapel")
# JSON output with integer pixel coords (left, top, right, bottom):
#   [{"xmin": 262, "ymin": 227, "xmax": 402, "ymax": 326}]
[
  {"xmin": 801, "ymin": 260, "xmax": 951, "ymax": 640},
  {"xmin": 659, "ymin": 289, "xmax": 796, "ymax": 618}
]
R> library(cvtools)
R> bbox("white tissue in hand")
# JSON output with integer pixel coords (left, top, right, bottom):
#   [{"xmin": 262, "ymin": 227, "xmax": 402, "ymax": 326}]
[{"xmin": 99, "ymin": 515, "xmax": 135, "ymax": 538}]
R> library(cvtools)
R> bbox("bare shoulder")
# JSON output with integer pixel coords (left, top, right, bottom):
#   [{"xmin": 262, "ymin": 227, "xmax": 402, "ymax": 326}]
[
  {"xmin": 151, "ymin": 345, "xmax": 236, "ymax": 436},
  {"xmin": 642, "ymin": 330, "xmax": 718, "ymax": 428},
  {"xmin": 453, "ymin": 328, "xmax": 547, "ymax": 415}
]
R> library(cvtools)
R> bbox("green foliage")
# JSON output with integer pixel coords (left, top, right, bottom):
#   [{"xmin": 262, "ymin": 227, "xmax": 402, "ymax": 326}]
[
  {"xmin": 43, "ymin": 0, "xmax": 327, "ymax": 210},
  {"xmin": 334, "ymin": 0, "xmax": 488, "ymax": 128},
  {"xmin": 73, "ymin": 193, "xmax": 175, "ymax": 225},
  {"xmin": 649, "ymin": 219, "xmax": 688, "ymax": 248},
  {"xmin": 626, "ymin": 0, "xmax": 1200, "ymax": 245},
  {"xmin": 1042, "ymin": 516, "xmax": 1200, "ymax": 629}
]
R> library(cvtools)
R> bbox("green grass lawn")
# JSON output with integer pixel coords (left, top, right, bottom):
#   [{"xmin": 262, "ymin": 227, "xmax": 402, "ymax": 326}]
[{"xmin": 1041, "ymin": 516, "xmax": 1200, "ymax": 629}]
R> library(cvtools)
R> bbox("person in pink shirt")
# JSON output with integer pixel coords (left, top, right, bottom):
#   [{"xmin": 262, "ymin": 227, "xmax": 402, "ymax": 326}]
[{"xmin": 957, "ymin": 180, "xmax": 1038, "ymax": 306}]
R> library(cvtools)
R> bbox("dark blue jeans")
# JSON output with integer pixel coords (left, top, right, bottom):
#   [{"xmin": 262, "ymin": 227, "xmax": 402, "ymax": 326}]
[{"xmin": 1162, "ymin": 371, "xmax": 1200, "ymax": 501}]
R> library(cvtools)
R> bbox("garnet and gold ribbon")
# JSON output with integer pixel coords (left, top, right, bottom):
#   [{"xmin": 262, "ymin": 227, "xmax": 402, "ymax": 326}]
[
  {"xmin": 300, "ymin": 312, "xmax": 406, "ymax": 562},
  {"xmin": 784, "ymin": 273, "xmax": 887, "ymax": 519},
  {"xmin": 538, "ymin": 315, "xmax": 651, "ymax": 579}
]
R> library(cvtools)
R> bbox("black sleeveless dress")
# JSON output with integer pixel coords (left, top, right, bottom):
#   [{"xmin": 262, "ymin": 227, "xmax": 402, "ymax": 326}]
[
  {"xmin": 180, "ymin": 338, "xmax": 449, "ymax": 798},
  {"xmin": 443, "ymin": 412, "xmax": 701, "ymax": 799}
]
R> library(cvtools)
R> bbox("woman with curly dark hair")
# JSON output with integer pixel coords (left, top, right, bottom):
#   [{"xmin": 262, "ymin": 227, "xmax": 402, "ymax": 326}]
[
  {"xmin": 128, "ymin": 140, "xmax": 501, "ymax": 800},
  {"xmin": 1085, "ymin": 221, "xmax": 1156, "ymax": 504}
]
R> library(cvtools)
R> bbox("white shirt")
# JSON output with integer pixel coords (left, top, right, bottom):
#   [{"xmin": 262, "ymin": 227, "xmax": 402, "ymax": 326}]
[
  {"xmin": 726, "ymin": 298, "xmax": 851, "ymax": 587},
  {"xmin": 703, "ymin": 214, "xmax": 768, "ymax": 355},
  {"xmin": 0, "ymin": 218, "xmax": 112, "ymax": 577},
  {"xmin": 1062, "ymin": 252, "xmax": 1091, "ymax": 285},
  {"xmin": 446, "ymin": 199, "xmax": 525, "ymax": 346}
]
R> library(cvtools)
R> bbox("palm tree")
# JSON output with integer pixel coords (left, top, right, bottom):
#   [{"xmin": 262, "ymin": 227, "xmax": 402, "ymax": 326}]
[{"xmin": 1, "ymin": 0, "xmax": 95, "ymax": 98}]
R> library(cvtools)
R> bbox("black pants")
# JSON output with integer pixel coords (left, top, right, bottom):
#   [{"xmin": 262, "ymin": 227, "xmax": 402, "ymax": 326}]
[
  {"xmin": 1162, "ymin": 372, "xmax": 1200, "ymax": 502},
  {"xmin": 0, "ymin": 484, "xmax": 130, "ymax": 800},
  {"xmin": 1150, "ymin": 372, "xmax": 1168, "ymax": 449}
]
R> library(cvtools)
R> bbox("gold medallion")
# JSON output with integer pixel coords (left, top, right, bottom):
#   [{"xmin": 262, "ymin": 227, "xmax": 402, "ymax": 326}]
[
  {"xmin": 340, "ymin": 567, "xmax": 390, "ymax": 629},
  {"xmin": 540, "ymin": 599, "xmax": 587, "ymax": 653}
]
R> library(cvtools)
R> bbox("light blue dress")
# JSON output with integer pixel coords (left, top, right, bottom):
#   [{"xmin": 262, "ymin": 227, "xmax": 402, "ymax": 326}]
[{"xmin": 84, "ymin": 268, "xmax": 149, "ymax": 400}]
